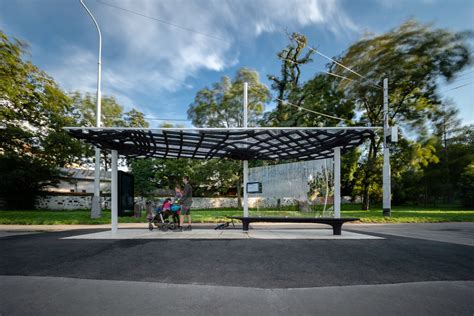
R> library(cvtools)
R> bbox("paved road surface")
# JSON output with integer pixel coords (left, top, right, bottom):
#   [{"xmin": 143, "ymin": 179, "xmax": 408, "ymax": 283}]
[{"xmin": 1, "ymin": 223, "xmax": 473, "ymax": 315}]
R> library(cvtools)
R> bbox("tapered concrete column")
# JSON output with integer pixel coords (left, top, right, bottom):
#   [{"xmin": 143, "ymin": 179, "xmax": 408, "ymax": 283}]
[
  {"xmin": 243, "ymin": 82, "xmax": 249, "ymax": 218},
  {"xmin": 111, "ymin": 150, "xmax": 118, "ymax": 233},
  {"xmin": 243, "ymin": 160, "xmax": 249, "ymax": 217},
  {"xmin": 334, "ymin": 147, "xmax": 341, "ymax": 218}
]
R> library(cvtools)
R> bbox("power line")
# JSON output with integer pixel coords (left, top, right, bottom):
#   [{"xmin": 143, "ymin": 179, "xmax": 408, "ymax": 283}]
[
  {"xmin": 275, "ymin": 97, "xmax": 347, "ymax": 122},
  {"xmin": 441, "ymin": 82, "xmax": 473, "ymax": 92},
  {"xmin": 145, "ymin": 117, "xmax": 189, "ymax": 121},
  {"xmin": 103, "ymin": 115, "xmax": 189, "ymax": 121},
  {"xmin": 447, "ymin": 75, "xmax": 473, "ymax": 85},
  {"xmin": 96, "ymin": 0, "xmax": 230, "ymax": 43},
  {"xmin": 323, "ymin": 71, "xmax": 355, "ymax": 82},
  {"xmin": 455, "ymin": 70, "xmax": 474, "ymax": 78},
  {"xmin": 286, "ymin": 33, "xmax": 382, "ymax": 89},
  {"xmin": 280, "ymin": 57, "xmax": 381, "ymax": 89}
]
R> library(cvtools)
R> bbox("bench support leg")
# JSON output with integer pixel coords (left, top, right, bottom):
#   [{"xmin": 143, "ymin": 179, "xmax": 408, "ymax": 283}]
[{"xmin": 332, "ymin": 224, "xmax": 342, "ymax": 235}]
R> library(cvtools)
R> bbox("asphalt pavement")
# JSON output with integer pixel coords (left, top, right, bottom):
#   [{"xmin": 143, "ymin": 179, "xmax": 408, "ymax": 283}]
[{"xmin": 1, "ymin": 223, "xmax": 473, "ymax": 315}]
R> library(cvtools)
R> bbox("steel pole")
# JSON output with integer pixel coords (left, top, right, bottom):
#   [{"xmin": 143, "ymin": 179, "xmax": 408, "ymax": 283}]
[
  {"xmin": 111, "ymin": 150, "xmax": 118, "ymax": 233},
  {"xmin": 382, "ymin": 78, "xmax": 391, "ymax": 217},
  {"xmin": 80, "ymin": 0, "xmax": 102, "ymax": 218},
  {"xmin": 333, "ymin": 147, "xmax": 341, "ymax": 218},
  {"xmin": 243, "ymin": 82, "xmax": 249, "ymax": 218}
]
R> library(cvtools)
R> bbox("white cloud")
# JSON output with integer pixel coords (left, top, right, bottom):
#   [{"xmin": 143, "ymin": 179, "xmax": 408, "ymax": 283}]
[
  {"xmin": 49, "ymin": 0, "xmax": 357, "ymax": 114},
  {"xmin": 93, "ymin": 0, "xmax": 357, "ymax": 92}
]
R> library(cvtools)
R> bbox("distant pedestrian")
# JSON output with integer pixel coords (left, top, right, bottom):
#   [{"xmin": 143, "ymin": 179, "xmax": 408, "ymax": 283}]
[{"xmin": 174, "ymin": 176, "xmax": 192, "ymax": 232}]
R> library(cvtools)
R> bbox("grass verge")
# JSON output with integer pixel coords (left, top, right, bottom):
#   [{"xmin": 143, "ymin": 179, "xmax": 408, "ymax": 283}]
[{"xmin": 0, "ymin": 205, "xmax": 473, "ymax": 225}]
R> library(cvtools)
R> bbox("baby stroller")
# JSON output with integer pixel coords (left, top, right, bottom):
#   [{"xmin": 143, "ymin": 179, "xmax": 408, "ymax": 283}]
[{"xmin": 148, "ymin": 198, "xmax": 181, "ymax": 231}]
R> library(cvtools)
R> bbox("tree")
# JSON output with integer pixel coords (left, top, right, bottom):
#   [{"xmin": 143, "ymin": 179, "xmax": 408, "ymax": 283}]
[
  {"xmin": 265, "ymin": 32, "xmax": 313, "ymax": 126},
  {"xmin": 70, "ymin": 92, "xmax": 149, "ymax": 128},
  {"xmin": 329, "ymin": 20, "xmax": 472, "ymax": 209},
  {"xmin": 459, "ymin": 162, "xmax": 474, "ymax": 207},
  {"xmin": 0, "ymin": 30, "xmax": 85, "ymax": 208},
  {"xmin": 188, "ymin": 68, "xmax": 270, "ymax": 127},
  {"xmin": 187, "ymin": 68, "xmax": 271, "ymax": 203},
  {"xmin": 70, "ymin": 92, "xmax": 149, "ymax": 170},
  {"xmin": 430, "ymin": 100, "xmax": 462, "ymax": 202},
  {"xmin": 124, "ymin": 108, "xmax": 149, "ymax": 128}
]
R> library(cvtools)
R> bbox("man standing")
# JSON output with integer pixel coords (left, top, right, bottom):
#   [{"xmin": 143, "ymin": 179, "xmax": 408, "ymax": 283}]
[{"xmin": 175, "ymin": 175, "xmax": 192, "ymax": 232}]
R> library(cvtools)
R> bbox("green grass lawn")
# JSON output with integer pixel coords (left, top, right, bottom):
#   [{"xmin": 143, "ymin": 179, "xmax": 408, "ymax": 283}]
[{"xmin": 0, "ymin": 204, "xmax": 473, "ymax": 225}]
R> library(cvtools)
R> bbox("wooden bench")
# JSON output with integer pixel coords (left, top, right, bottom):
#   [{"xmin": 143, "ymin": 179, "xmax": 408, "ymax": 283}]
[{"xmin": 228, "ymin": 217, "xmax": 359, "ymax": 235}]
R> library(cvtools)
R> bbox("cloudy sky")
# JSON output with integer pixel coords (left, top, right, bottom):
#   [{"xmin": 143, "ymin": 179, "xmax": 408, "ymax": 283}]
[{"xmin": 1, "ymin": 0, "xmax": 473, "ymax": 126}]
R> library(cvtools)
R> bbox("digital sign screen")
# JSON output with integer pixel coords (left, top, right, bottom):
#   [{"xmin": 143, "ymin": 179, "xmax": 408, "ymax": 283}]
[{"xmin": 247, "ymin": 182, "xmax": 262, "ymax": 194}]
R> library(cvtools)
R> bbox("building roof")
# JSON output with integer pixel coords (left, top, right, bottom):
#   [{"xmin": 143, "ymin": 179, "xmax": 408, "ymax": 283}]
[
  {"xmin": 65, "ymin": 127, "xmax": 377, "ymax": 161},
  {"xmin": 60, "ymin": 168, "xmax": 111, "ymax": 181}
]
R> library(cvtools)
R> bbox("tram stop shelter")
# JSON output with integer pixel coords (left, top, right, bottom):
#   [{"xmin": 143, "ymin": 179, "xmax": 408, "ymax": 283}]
[{"xmin": 65, "ymin": 126, "xmax": 378, "ymax": 233}]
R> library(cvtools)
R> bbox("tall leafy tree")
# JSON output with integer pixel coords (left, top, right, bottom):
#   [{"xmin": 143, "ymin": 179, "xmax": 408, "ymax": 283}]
[
  {"xmin": 70, "ymin": 92, "xmax": 149, "ymax": 128},
  {"xmin": 0, "ymin": 31, "xmax": 85, "ymax": 208},
  {"xmin": 188, "ymin": 68, "xmax": 270, "ymax": 127},
  {"xmin": 70, "ymin": 92, "xmax": 149, "ymax": 170},
  {"xmin": 187, "ymin": 68, "xmax": 270, "ymax": 203},
  {"xmin": 329, "ymin": 20, "xmax": 472, "ymax": 209}
]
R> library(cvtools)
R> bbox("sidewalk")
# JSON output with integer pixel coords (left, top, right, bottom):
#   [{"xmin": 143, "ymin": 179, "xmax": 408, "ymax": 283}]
[
  {"xmin": 2, "ymin": 276, "xmax": 473, "ymax": 316},
  {"xmin": 0, "ymin": 222, "xmax": 362, "ymax": 232}
]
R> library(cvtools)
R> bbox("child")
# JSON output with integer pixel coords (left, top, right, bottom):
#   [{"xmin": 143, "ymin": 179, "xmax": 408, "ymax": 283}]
[
  {"xmin": 171, "ymin": 185, "xmax": 183, "ymax": 226},
  {"xmin": 173, "ymin": 185, "xmax": 183, "ymax": 203}
]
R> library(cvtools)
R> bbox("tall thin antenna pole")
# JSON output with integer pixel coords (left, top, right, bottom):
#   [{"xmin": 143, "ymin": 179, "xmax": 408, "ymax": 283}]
[
  {"xmin": 80, "ymin": 0, "xmax": 103, "ymax": 218},
  {"xmin": 383, "ymin": 78, "xmax": 391, "ymax": 217}
]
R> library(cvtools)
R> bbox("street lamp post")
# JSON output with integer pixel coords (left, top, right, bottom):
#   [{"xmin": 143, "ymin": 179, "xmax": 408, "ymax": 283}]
[{"xmin": 80, "ymin": 0, "xmax": 102, "ymax": 218}]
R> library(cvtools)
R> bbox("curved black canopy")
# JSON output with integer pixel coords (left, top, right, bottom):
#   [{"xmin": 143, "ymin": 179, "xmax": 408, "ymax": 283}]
[{"xmin": 65, "ymin": 127, "xmax": 377, "ymax": 161}]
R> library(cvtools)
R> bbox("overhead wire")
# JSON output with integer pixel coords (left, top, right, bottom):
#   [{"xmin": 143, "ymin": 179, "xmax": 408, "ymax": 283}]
[
  {"xmin": 441, "ymin": 82, "xmax": 473, "ymax": 92},
  {"xmin": 103, "ymin": 115, "xmax": 189, "ymax": 121},
  {"xmin": 454, "ymin": 70, "xmax": 474, "ymax": 78},
  {"xmin": 281, "ymin": 57, "xmax": 355, "ymax": 83},
  {"xmin": 274, "ymin": 98, "xmax": 348, "ymax": 122},
  {"xmin": 96, "ymin": 0, "xmax": 230, "ymax": 43},
  {"xmin": 286, "ymin": 32, "xmax": 382, "ymax": 89}
]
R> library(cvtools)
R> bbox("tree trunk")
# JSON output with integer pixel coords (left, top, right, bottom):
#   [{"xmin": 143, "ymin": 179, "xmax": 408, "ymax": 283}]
[
  {"xmin": 361, "ymin": 140, "xmax": 378, "ymax": 211},
  {"xmin": 236, "ymin": 181, "xmax": 242, "ymax": 208},
  {"xmin": 362, "ymin": 186, "xmax": 370, "ymax": 210}
]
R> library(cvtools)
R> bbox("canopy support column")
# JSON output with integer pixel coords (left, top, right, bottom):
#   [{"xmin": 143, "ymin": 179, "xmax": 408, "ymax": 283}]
[
  {"xmin": 243, "ymin": 82, "xmax": 249, "ymax": 218},
  {"xmin": 111, "ymin": 150, "xmax": 118, "ymax": 233},
  {"xmin": 243, "ymin": 160, "xmax": 249, "ymax": 217},
  {"xmin": 334, "ymin": 147, "xmax": 341, "ymax": 218}
]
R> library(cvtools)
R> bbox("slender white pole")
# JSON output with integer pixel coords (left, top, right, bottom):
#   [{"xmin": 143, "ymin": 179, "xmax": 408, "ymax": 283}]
[
  {"xmin": 111, "ymin": 150, "xmax": 118, "ymax": 233},
  {"xmin": 80, "ymin": 0, "xmax": 102, "ymax": 219},
  {"xmin": 382, "ymin": 78, "xmax": 391, "ymax": 217},
  {"xmin": 243, "ymin": 82, "xmax": 249, "ymax": 218},
  {"xmin": 334, "ymin": 147, "xmax": 341, "ymax": 218},
  {"xmin": 243, "ymin": 82, "xmax": 248, "ymax": 126}
]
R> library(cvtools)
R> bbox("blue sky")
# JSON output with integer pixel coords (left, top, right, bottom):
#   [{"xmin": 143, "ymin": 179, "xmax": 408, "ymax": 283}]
[{"xmin": 1, "ymin": 0, "xmax": 473, "ymax": 127}]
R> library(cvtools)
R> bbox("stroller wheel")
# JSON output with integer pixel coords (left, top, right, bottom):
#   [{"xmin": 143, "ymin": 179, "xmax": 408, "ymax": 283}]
[
  {"xmin": 160, "ymin": 224, "xmax": 169, "ymax": 232},
  {"xmin": 148, "ymin": 223, "xmax": 153, "ymax": 231},
  {"xmin": 168, "ymin": 222, "xmax": 176, "ymax": 230}
]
